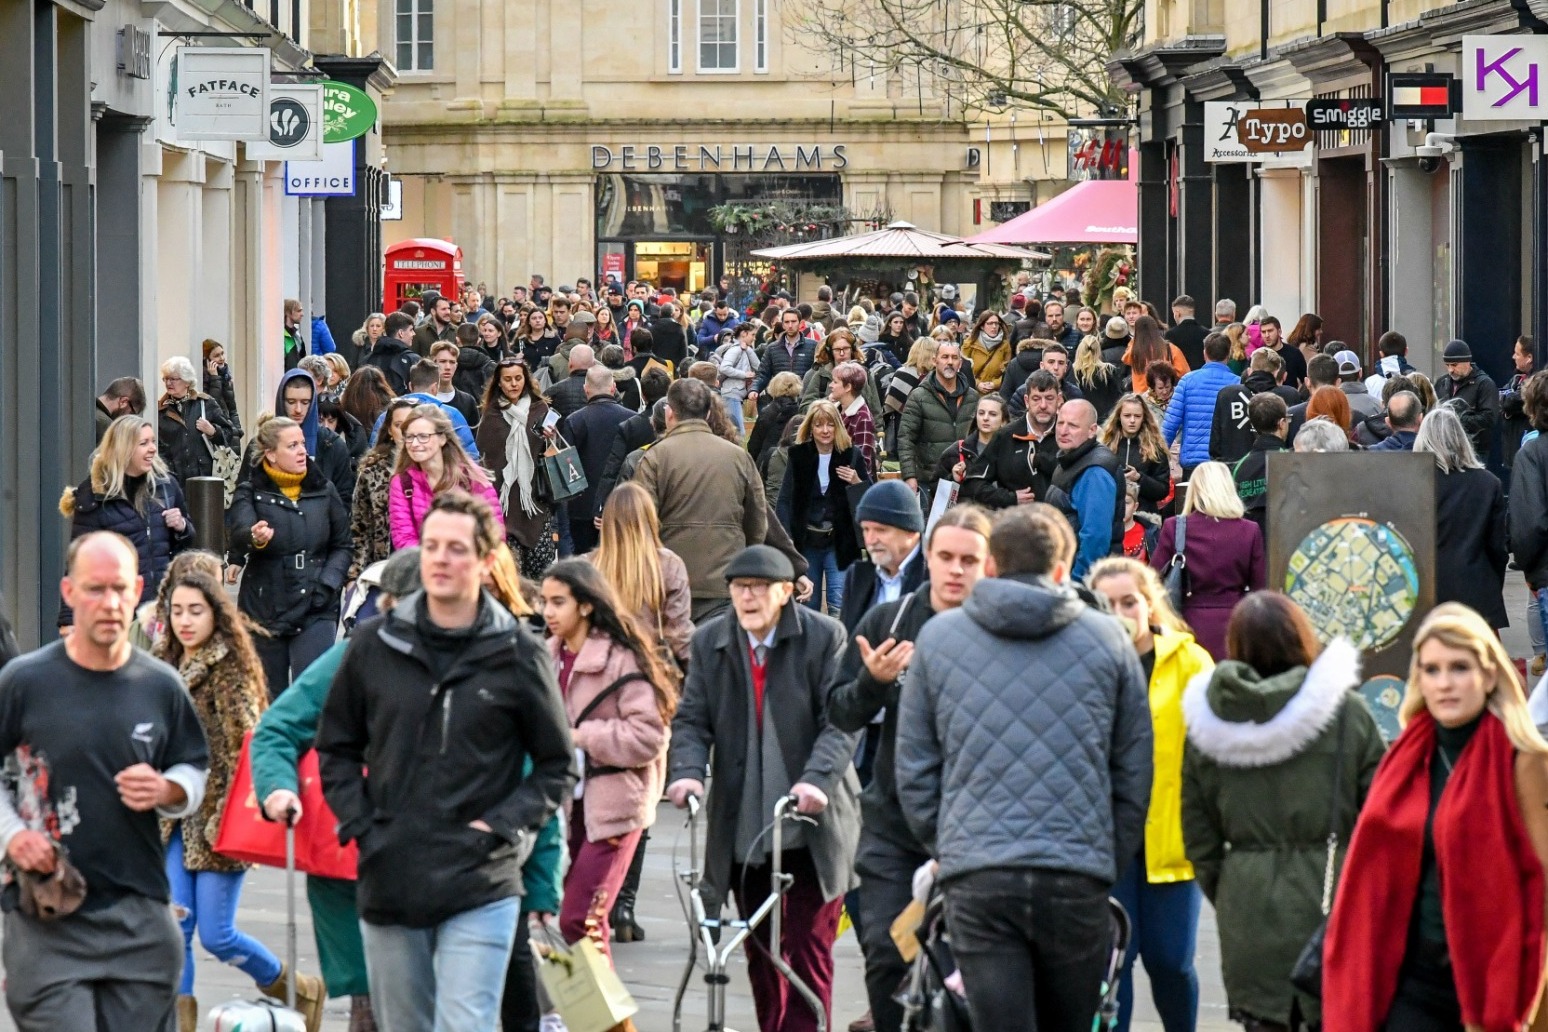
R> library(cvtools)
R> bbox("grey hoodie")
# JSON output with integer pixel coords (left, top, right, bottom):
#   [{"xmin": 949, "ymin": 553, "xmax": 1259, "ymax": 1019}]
[{"xmin": 896, "ymin": 574, "xmax": 1153, "ymax": 883}]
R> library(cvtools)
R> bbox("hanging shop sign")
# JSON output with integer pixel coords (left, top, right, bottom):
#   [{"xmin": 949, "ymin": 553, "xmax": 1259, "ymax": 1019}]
[
  {"xmin": 1388, "ymin": 73, "xmax": 1459, "ymax": 120},
  {"xmin": 286, "ymin": 140, "xmax": 356, "ymax": 197},
  {"xmin": 589, "ymin": 144, "xmax": 849, "ymax": 172},
  {"xmin": 1462, "ymin": 36, "xmax": 1548, "ymax": 121},
  {"xmin": 1238, "ymin": 108, "xmax": 1311, "ymax": 153},
  {"xmin": 247, "ymin": 85, "xmax": 324, "ymax": 162},
  {"xmin": 1204, "ymin": 102, "xmax": 1254, "ymax": 162},
  {"xmin": 173, "ymin": 47, "xmax": 270, "ymax": 142},
  {"xmin": 1304, "ymin": 97, "xmax": 1384, "ymax": 130},
  {"xmin": 321, "ymin": 81, "xmax": 378, "ymax": 143}
]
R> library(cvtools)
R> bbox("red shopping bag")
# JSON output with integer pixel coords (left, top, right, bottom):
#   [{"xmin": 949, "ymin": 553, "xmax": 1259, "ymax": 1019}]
[{"xmin": 213, "ymin": 732, "xmax": 358, "ymax": 879}]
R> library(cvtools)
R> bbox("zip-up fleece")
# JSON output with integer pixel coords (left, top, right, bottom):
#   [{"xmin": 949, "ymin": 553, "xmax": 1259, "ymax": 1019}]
[{"xmin": 318, "ymin": 590, "xmax": 576, "ymax": 928}]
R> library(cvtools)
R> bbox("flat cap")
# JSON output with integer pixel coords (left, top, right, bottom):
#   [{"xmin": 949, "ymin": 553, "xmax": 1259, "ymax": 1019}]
[{"xmin": 723, "ymin": 545, "xmax": 795, "ymax": 583}]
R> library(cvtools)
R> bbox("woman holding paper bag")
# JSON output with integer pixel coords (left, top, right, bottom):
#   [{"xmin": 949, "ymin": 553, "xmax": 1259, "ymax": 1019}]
[{"xmin": 479, "ymin": 358, "xmax": 558, "ymax": 579}]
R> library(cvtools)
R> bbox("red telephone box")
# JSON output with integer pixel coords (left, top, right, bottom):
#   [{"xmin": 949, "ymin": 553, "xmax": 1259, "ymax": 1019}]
[{"xmin": 383, "ymin": 239, "xmax": 464, "ymax": 310}]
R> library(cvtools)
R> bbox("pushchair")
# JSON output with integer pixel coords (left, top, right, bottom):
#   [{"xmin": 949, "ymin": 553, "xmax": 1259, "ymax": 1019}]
[{"xmin": 898, "ymin": 893, "xmax": 1131, "ymax": 1032}]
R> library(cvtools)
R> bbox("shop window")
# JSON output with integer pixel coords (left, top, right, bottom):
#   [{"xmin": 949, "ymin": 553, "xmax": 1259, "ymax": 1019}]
[
  {"xmin": 395, "ymin": 0, "xmax": 433, "ymax": 71},
  {"xmin": 698, "ymin": 0, "xmax": 738, "ymax": 73},
  {"xmin": 668, "ymin": 0, "xmax": 682, "ymax": 73}
]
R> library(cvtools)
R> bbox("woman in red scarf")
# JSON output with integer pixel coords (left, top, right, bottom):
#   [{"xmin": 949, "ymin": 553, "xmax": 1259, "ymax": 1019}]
[{"xmin": 1324, "ymin": 603, "xmax": 1548, "ymax": 1032}]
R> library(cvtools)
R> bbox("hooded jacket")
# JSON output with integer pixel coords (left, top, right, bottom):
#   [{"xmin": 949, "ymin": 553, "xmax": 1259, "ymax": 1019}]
[
  {"xmin": 1210, "ymin": 370, "xmax": 1291, "ymax": 465},
  {"xmin": 59, "ymin": 475, "xmax": 193, "ymax": 625},
  {"xmin": 1138, "ymin": 631, "xmax": 1213, "ymax": 883},
  {"xmin": 896, "ymin": 575, "xmax": 1152, "ymax": 884},
  {"xmin": 269, "ymin": 369, "xmax": 356, "ymax": 502},
  {"xmin": 364, "ymin": 337, "xmax": 418, "ymax": 395},
  {"xmin": 318, "ymin": 592, "xmax": 576, "ymax": 928},
  {"xmin": 1180, "ymin": 640, "xmax": 1384, "ymax": 1026},
  {"xmin": 158, "ymin": 391, "xmax": 240, "ymax": 486}
]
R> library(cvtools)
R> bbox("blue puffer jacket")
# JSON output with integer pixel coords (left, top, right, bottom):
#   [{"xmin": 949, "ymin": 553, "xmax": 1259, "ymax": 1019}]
[
  {"xmin": 58, "ymin": 475, "xmax": 194, "ymax": 626},
  {"xmin": 1163, "ymin": 361, "xmax": 1241, "ymax": 468}
]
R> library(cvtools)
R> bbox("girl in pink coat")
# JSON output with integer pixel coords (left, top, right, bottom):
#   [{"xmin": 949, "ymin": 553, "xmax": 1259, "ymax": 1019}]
[
  {"xmin": 388, "ymin": 404, "xmax": 504, "ymax": 549},
  {"xmin": 539, "ymin": 559, "xmax": 677, "ymax": 962}
]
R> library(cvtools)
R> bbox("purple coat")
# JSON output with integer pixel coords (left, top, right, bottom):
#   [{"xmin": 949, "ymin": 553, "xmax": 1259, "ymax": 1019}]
[{"xmin": 1150, "ymin": 514, "xmax": 1265, "ymax": 659}]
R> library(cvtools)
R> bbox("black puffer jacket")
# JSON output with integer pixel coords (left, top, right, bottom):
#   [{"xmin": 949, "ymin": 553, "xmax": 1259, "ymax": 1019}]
[
  {"xmin": 227, "ymin": 461, "xmax": 351, "ymax": 635},
  {"xmin": 748, "ymin": 395, "xmax": 799, "ymax": 475},
  {"xmin": 454, "ymin": 346, "xmax": 497, "ymax": 399},
  {"xmin": 158, "ymin": 394, "xmax": 240, "ymax": 487},
  {"xmin": 650, "ymin": 316, "xmax": 690, "ymax": 370},
  {"xmin": 1107, "ymin": 435, "xmax": 1172, "ymax": 512},
  {"xmin": 58, "ymin": 476, "xmax": 194, "ymax": 625},
  {"xmin": 203, "ymin": 368, "xmax": 243, "ymax": 437}
]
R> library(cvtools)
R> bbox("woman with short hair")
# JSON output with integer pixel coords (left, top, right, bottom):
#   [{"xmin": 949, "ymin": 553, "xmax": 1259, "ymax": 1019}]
[
  {"xmin": 1293, "ymin": 418, "xmax": 1351, "ymax": 454},
  {"xmin": 1149, "ymin": 461, "xmax": 1265, "ymax": 659},
  {"xmin": 1415, "ymin": 406, "xmax": 1509, "ymax": 629},
  {"xmin": 158, "ymin": 355, "xmax": 239, "ymax": 488},
  {"xmin": 347, "ymin": 312, "xmax": 386, "ymax": 369}
]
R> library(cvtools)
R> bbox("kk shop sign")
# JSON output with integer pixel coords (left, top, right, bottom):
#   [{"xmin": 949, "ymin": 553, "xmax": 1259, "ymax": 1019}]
[{"xmin": 1463, "ymin": 36, "xmax": 1548, "ymax": 121}]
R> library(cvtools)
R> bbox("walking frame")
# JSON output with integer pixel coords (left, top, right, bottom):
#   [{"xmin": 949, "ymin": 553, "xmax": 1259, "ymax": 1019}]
[{"xmin": 672, "ymin": 793, "xmax": 828, "ymax": 1032}]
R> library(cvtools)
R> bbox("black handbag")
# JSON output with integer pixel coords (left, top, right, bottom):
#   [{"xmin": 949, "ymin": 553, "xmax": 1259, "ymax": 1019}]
[
  {"xmin": 1163, "ymin": 516, "xmax": 1188, "ymax": 613},
  {"xmin": 1289, "ymin": 707, "xmax": 1348, "ymax": 997}
]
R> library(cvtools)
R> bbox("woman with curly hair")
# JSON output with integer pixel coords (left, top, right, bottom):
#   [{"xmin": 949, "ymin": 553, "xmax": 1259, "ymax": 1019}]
[{"xmin": 156, "ymin": 569, "xmax": 326, "ymax": 1032}]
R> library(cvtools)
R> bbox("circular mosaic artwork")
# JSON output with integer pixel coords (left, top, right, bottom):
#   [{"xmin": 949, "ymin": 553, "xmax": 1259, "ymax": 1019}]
[{"xmin": 1283, "ymin": 517, "xmax": 1420, "ymax": 652}]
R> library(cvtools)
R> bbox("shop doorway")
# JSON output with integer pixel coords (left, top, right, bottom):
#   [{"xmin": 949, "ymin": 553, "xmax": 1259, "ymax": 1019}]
[{"xmin": 634, "ymin": 241, "xmax": 712, "ymax": 294}]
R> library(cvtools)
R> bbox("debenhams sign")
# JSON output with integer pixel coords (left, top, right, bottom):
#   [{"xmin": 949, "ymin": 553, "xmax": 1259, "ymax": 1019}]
[{"xmin": 591, "ymin": 144, "xmax": 849, "ymax": 173}]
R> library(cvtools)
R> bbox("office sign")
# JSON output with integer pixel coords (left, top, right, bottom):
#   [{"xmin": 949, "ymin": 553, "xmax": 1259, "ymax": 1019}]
[
  {"xmin": 1305, "ymin": 97, "xmax": 1384, "ymax": 130},
  {"xmin": 1463, "ymin": 35, "xmax": 1548, "ymax": 120},
  {"xmin": 1388, "ymin": 73, "xmax": 1458, "ymax": 120},
  {"xmin": 321, "ymin": 81, "xmax": 378, "ymax": 143},
  {"xmin": 286, "ymin": 140, "xmax": 356, "ymax": 196},
  {"xmin": 247, "ymin": 85, "xmax": 324, "ymax": 162},
  {"xmin": 173, "ymin": 47, "xmax": 270, "ymax": 142}
]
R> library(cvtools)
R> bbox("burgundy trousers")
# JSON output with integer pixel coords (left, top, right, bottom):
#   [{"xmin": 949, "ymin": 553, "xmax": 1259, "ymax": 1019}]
[
  {"xmin": 559, "ymin": 797, "xmax": 643, "ymax": 964},
  {"xmin": 730, "ymin": 848, "xmax": 844, "ymax": 1032}
]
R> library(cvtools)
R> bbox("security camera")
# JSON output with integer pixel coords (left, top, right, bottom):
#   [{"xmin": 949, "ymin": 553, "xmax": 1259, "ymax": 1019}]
[{"xmin": 1416, "ymin": 132, "xmax": 1457, "ymax": 174}]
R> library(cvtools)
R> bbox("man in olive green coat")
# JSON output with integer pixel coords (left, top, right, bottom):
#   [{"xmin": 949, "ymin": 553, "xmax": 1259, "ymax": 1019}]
[{"xmin": 898, "ymin": 342, "xmax": 979, "ymax": 498}]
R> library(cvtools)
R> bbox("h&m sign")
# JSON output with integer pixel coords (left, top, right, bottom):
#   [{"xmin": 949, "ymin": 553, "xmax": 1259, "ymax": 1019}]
[{"xmin": 590, "ymin": 144, "xmax": 849, "ymax": 172}]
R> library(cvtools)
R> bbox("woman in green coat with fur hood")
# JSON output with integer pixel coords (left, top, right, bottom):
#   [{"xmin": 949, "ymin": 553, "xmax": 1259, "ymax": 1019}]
[{"xmin": 1181, "ymin": 592, "xmax": 1385, "ymax": 1031}]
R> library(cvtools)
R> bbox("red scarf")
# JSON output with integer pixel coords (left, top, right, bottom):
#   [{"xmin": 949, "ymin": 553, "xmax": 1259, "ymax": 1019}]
[{"xmin": 1324, "ymin": 711, "xmax": 1545, "ymax": 1031}]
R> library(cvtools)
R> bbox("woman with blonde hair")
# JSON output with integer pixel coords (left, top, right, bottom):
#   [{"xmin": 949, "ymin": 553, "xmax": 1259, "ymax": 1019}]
[
  {"xmin": 882, "ymin": 336, "xmax": 940, "ymax": 453},
  {"xmin": 1224, "ymin": 323, "xmax": 1249, "ymax": 375},
  {"xmin": 388, "ymin": 404, "xmax": 504, "ymax": 549},
  {"xmin": 1100, "ymin": 394, "xmax": 1174, "ymax": 515},
  {"xmin": 1149, "ymin": 461, "xmax": 1265, "ymax": 658},
  {"xmin": 1074, "ymin": 333, "xmax": 1129, "ymax": 419},
  {"xmin": 60, "ymin": 415, "xmax": 193, "ymax": 629},
  {"xmin": 1089, "ymin": 557, "xmax": 1212, "ymax": 1032},
  {"xmin": 776, "ymin": 400, "xmax": 871, "ymax": 611},
  {"xmin": 1325, "ymin": 603, "xmax": 1548, "ymax": 1031},
  {"xmin": 348, "ymin": 311, "xmax": 386, "ymax": 369}
]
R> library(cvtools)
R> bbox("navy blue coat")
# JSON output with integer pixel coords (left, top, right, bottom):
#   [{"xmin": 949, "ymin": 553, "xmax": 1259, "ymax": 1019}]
[{"xmin": 59, "ymin": 476, "xmax": 194, "ymax": 626}]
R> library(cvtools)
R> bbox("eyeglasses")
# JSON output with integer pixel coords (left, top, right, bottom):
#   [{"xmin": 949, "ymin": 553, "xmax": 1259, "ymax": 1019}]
[
  {"xmin": 163, "ymin": 376, "xmax": 185, "ymax": 384},
  {"xmin": 729, "ymin": 580, "xmax": 774, "ymax": 598},
  {"xmin": 403, "ymin": 432, "xmax": 444, "ymax": 445},
  {"xmin": 497, "ymin": 357, "xmax": 527, "ymax": 369}
]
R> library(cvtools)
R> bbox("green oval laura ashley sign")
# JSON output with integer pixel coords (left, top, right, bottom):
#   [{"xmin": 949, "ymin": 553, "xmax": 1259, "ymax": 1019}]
[{"xmin": 321, "ymin": 81, "xmax": 377, "ymax": 143}]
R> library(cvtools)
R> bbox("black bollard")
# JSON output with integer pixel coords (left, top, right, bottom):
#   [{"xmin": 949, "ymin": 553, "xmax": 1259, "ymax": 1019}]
[{"xmin": 186, "ymin": 477, "xmax": 227, "ymax": 556}]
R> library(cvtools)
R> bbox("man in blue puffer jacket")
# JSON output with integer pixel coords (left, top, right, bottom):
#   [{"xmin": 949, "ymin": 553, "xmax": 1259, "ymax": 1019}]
[{"xmin": 1162, "ymin": 331, "xmax": 1240, "ymax": 477}]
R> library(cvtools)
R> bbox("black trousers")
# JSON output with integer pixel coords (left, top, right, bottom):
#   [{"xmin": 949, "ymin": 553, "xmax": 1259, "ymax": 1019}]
[
  {"xmin": 1382, "ymin": 953, "xmax": 1461, "ymax": 1032},
  {"xmin": 855, "ymin": 836, "xmax": 932, "ymax": 1032},
  {"xmin": 943, "ymin": 867, "xmax": 1111, "ymax": 1032},
  {"xmin": 500, "ymin": 917, "xmax": 539, "ymax": 1032}
]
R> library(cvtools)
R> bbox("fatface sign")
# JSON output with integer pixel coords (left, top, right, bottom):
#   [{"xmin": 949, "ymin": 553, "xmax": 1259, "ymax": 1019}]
[
  {"xmin": 173, "ymin": 48, "xmax": 270, "ymax": 142},
  {"xmin": 247, "ymin": 85, "xmax": 324, "ymax": 162},
  {"xmin": 589, "ymin": 144, "xmax": 849, "ymax": 172},
  {"xmin": 1463, "ymin": 36, "xmax": 1548, "ymax": 121}
]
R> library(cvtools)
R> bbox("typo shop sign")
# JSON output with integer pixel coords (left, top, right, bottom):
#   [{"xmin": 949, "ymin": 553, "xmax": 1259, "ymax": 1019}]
[
  {"xmin": 286, "ymin": 140, "xmax": 355, "ymax": 197},
  {"xmin": 1463, "ymin": 36, "xmax": 1548, "ymax": 120}
]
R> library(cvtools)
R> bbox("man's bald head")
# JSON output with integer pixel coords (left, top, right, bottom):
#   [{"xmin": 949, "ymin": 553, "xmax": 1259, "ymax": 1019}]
[
  {"xmin": 584, "ymin": 364, "xmax": 616, "ymax": 398},
  {"xmin": 1054, "ymin": 399, "xmax": 1100, "ymax": 451},
  {"xmin": 1387, "ymin": 390, "xmax": 1422, "ymax": 432},
  {"xmin": 568, "ymin": 344, "xmax": 596, "ymax": 373},
  {"xmin": 65, "ymin": 531, "xmax": 139, "ymax": 578}
]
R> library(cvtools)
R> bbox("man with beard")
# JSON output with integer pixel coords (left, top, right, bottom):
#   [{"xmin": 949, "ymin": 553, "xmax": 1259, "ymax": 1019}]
[{"xmin": 962, "ymin": 370, "xmax": 1062, "ymax": 509}]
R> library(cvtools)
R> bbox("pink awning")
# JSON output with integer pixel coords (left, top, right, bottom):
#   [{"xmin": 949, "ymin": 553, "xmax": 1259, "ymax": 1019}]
[{"xmin": 968, "ymin": 179, "xmax": 1137, "ymax": 246}]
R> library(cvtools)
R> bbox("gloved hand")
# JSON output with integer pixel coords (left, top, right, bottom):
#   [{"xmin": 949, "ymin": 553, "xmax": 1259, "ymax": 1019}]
[{"xmin": 912, "ymin": 858, "xmax": 939, "ymax": 905}]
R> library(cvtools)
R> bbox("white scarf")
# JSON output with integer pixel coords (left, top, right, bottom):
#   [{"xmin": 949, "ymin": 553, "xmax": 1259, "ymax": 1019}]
[{"xmin": 501, "ymin": 395, "xmax": 540, "ymax": 518}]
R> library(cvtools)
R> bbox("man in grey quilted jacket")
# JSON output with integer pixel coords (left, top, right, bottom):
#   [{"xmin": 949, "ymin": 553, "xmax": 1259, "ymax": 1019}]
[{"xmin": 895, "ymin": 503, "xmax": 1152, "ymax": 1032}]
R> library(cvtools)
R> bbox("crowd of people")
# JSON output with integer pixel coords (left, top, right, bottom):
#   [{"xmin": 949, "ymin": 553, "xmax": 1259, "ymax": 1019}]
[{"xmin": 9, "ymin": 272, "xmax": 1548, "ymax": 1032}]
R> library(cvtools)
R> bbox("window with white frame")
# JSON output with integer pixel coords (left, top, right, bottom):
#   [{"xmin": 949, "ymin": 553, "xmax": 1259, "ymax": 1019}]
[
  {"xmin": 698, "ymin": 0, "xmax": 738, "ymax": 73},
  {"xmin": 754, "ymin": 0, "xmax": 767, "ymax": 72},
  {"xmin": 669, "ymin": 0, "xmax": 682, "ymax": 73},
  {"xmin": 396, "ymin": 0, "xmax": 433, "ymax": 71}
]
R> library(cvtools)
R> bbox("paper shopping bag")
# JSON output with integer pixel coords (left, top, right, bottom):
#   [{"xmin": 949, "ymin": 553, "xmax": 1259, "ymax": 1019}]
[
  {"xmin": 536, "ymin": 936, "xmax": 639, "ymax": 1032},
  {"xmin": 889, "ymin": 898, "xmax": 929, "ymax": 963},
  {"xmin": 541, "ymin": 434, "xmax": 589, "ymax": 502}
]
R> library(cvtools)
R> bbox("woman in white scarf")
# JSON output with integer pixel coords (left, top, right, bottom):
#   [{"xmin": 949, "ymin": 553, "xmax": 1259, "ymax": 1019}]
[{"xmin": 475, "ymin": 359, "xmax": 557, "ymax": 579}]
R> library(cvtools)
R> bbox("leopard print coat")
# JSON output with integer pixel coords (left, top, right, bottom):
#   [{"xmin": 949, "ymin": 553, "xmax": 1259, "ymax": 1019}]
[{"xmin": 349, "ymin": 450, "xmax": 395, "ymax": 583}]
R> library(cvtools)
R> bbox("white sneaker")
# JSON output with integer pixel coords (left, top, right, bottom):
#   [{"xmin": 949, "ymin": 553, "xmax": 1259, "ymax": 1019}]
[{"xmin": 540, "ymin": 1014, "xmax": 569, "ymax": 1032}]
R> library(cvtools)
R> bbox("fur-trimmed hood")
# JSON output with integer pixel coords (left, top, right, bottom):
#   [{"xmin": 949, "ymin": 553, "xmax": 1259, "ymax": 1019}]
[{"xmin": 1182, "ymin": 637, "xmax": 1360, "ymax": 768}]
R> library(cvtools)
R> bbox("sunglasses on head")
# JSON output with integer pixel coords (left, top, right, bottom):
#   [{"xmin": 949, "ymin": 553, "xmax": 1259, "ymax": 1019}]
[{"xmin": 497, "ymin": 357, "xmax": 528, "ymax": 369}]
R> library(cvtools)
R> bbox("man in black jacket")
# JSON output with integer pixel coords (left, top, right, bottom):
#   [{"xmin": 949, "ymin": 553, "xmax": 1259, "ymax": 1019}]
[
  {"xmin": 1437, "ymin": 338, "xmax": 1501, "ymax": 460},
  {"xmin": 829, "ymin": 506, "xmax": 992, "ymax": 1032},
  {"xmin": 837, "ymin": 481, "xmax": 925, "ymax": 633},
  {"xmin": 1286, "ymin": 353, "xmax": 1339, "ymax": 443},
  {"xmin": 560, "ymin": 366, "xmax": 633, "ymax": 552},
  {"xmin": 319, "ymin": 492, "xmax": 574, "ymax": 1032},
  {"xmin": 592, "ymin": 368, "xmax": 672, "ymax": 517},
  {"xmin": 367, "ymin": 313, "xmax": 420, "ymax": 395},
  {"xmin": 546, "ymin": 344, "xmax": 595, "ymax": 419},
  {"xmin": 1210, "ymin": 348, "xmax": 1295, "ymax": 464},
  {"xmin": 749, "ymin": 308, "xmax": 819, "ymax": 407},
  {"xmin": 1229, "ymin": 393, "xmax": 1289, "ymax": 537},
  {"xmin": 963, "ymin": 370, "xmax": 1062, "ymax": 509},
  {"xmin": 1165, "ymin": 295, "xmax": 1209, "ymax": 370}
]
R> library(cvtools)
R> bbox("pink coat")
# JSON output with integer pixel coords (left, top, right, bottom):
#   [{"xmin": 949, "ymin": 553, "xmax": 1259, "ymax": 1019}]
[
  {"xmin": 552, "ymin": 632, "xmax": 669, "ymax": 842},
  {"xmin": 387, "ymin": 465, "xmax": 505, "ymax": 549}
]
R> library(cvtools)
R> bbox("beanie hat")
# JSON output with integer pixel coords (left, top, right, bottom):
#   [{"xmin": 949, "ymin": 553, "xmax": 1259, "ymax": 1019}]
[
  {"xmin": 854, "ymin": 480, "xmax": 925, "ymax": 533},
  {"xmin": 939, "ymin": 308, "xmax": 962, "ymax": 325},
  {"xmin": 858, "ymin": 314, "xmax": 883, "ymax": 344},
  {"xmin": 1105, "ymin": 317, "xmax": 1130, "ymax": 341},
  {"xmin": 1010, "ymin": 295, "xmax": 1026, "ymax": 310},
  {"xmin": 1443, "ymin": 338, "xmax": 1472, "ymax": 363}
]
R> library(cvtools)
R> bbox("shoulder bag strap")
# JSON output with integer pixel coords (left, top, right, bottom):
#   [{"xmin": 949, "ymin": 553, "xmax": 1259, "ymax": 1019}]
[
  {"xmin": 576, "ymin": 672, "xmax": 654, "ymax": 777},
  {"xmin": 1170, "ymin": 515, "xmax": 1187, "ymax": 568},
  {"xmin": 1320, "ymin": 706, "xmax": 1349, "ymax": 915}
]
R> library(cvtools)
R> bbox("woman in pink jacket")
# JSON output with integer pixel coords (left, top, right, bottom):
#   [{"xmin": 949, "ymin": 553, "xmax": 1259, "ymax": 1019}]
[
  {"xmin": 387, "ymin": 404, "xmax": 504, "ymax": 549},
  {"xmin": 540, "ymin": 558, "xmax": 677, "ymax": 962}
]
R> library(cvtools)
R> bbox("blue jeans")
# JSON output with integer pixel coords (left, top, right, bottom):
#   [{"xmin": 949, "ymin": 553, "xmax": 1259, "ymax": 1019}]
[
  {"xmin": 1110, "ymin": 852, "xmax": 1201, "ymax": 1032},
  {"xmin": 1536, "ymin": 588, "xmax": 1548, "ymax": 657},
  {"xmin": 361, "ymin": 897, "xmax": 519, "ymax": 1032},
  {"xmin": 802, "ymin": 545, "xmax": 844, "ymax": 613},
  {"xmin": 165, "ymin": 832, "xmax": 283, "ymax": 996},
  {"xmin": 724, "ymin": 395, "xmax": 747, "ymax": 434}
]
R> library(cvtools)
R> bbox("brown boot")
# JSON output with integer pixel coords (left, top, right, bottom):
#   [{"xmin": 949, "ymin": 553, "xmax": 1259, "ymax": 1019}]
[
  {"xmin": 260, "ymin": 965, "xmax": 327, "ymax": 1032},
  {"xmin": 177, "ymin": 995, "xmax": 198, "ymax": 1032},
  {"xmin": 349, "ymin": 994, "xmax": 378, "ymax": 1032}
]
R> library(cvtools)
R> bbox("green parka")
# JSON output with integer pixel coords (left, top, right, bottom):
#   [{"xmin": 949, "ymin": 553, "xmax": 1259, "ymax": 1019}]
[
  {"xmin": 897, "ymin": 373, "xmax": 979, "ymax": 485},
  {"xmin": 1180, "ymin": 638, "xmax": 1385, "ymax": 1027}
]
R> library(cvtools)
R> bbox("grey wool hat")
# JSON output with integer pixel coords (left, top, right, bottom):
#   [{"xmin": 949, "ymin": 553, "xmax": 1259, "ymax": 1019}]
[{"xmin": 723, "ymin": 545, "xmax": 796, "ymax": 583}]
